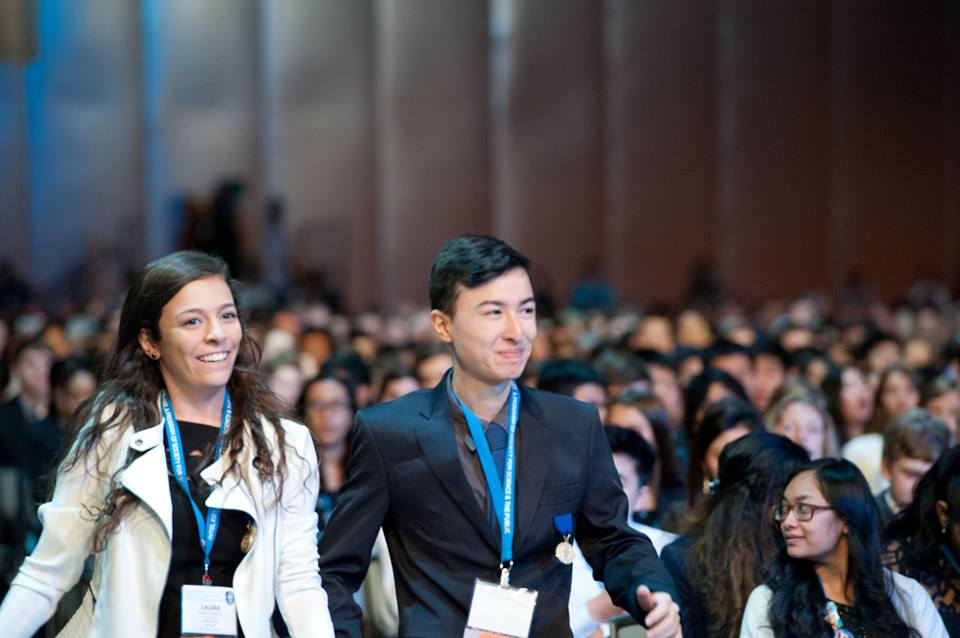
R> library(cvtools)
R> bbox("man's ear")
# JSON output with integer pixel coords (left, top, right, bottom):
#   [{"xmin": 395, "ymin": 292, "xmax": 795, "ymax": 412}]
[
  {"xmin": 139, "ymin": 328, "xmax": 159, "ymax": 360},
  {"xmin": 430, "ymin": 309, "xmax": 454, "ymax": 344}
]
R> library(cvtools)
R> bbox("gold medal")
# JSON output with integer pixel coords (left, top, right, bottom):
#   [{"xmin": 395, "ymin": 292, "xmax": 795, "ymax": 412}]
[
  {"xmin": 240, "ymin": 523, "xmax": 255, "ymax": 554},
  {"xmin": 554, "ymin": 536, "xmax": 575, "ymax": 565}
]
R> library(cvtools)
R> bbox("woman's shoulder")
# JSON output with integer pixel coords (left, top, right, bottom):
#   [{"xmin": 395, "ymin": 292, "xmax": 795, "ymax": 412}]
[{"xmin": 886, "ymin": 568, "xmax": 949, "ymax": 636}]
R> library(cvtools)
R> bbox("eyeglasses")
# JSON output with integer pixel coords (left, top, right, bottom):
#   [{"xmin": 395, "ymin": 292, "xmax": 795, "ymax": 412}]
[
  {"xmin": 772, "ymin": 501, "xmax": 835, "ymax": 522},
  {"xmin": 305, "ymin": 400, "xmax": 351, "ymax": 413}
]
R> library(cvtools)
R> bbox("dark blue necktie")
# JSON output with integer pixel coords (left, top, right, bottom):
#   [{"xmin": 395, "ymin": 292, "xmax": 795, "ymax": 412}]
[{"xmin": 484, "ymin": 423, "xmax": 508, "ymax": 531}]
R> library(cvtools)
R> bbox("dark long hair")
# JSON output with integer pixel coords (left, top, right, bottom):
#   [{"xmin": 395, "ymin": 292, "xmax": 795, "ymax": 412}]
[
  {"xmin": 686, "ymin": 396, "xmax": 760, "ymax": 505},
  {"xmin": 683, "ymin": 433, "xmax": 809, "ymax": 638},
  {"xmin": 886, "ymin": 444, "xmax": 960, "ymax": 569},
  {"xmin": 59, "ymin": 251, "xmax": 287, "ymax": 551},
  {"xmin": 297, "ymin": 370, "xmax": 356, "ymax": 492},
  {"xmin": 767, "ymin": 459, "xmax": 917, "ymax": 637}
]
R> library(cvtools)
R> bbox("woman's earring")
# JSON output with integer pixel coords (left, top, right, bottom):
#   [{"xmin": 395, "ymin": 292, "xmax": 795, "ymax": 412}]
[
  {"xmin": 944, "ymin": 526, "xmax": 948, "ymax": 535},
  {"xmin": 150, "ymin": 352, "xmax": 159, "ymax": 360}
]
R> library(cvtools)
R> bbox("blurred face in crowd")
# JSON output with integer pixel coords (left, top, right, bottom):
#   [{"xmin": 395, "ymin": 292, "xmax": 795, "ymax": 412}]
[
  {"xmin": 15, "ymin": 346, "xmax": 53, "ymax": 401},
  {"xmin": 677, "ymin": 355, "xmax": 704, "ymax": 388},
  {"xmin": 677, "ymin": 311, "xmax": 712, "ymax": 349},
  {"xmin": 882, "ymin": 455, "xmax": 933, "ymax": 509},
  {"xmin": 301, "ymin": 331, "xmax": 334, "ymax": 367},
  {"xmin": 649, "ymin": 364, "xmax": 683, "ymax": 426},
  {"xmin": 416, "ymin": 352, "xmax": 454, "ymax": 388},
  {"xmin": 712, "ymin": 352, "xmax": 755, "ymax": 401},
  {"xmin": 607, "ymin": 403, "xmax": 656, "ymax": 449},
  {"xmin": 779, "ymin": 470, "xmax": 848, "ymax": 564},
  {"xmin": 42, "ymin": 324, "xmax": 71, "ymax": 359},
  {"xmin": 631, "ymin": 316, "xmax": 674, "ymax": 353},
  {"xmin": 141, "ymin": 277, "xmax": 242, "ymax": 405},
  {"xmin": 880, "ymin": 370, "xmax": 919, "ymax": 419},
  {"xmin": 703, "ymin": 424, "xmax": 751, "ymax": 482},
  {"xmin": 840, "ymin": 367, "xmax": 873, "ymax": 428},
  {"xmin": 269, "ymin": 363, "xmax": 303, "ymax": 412},
  {"xmin": 612, "ymin": 452, "xmax": 655, "ymax": 516},
  {"xmin": 779, "ymin": 327, "xmax": 814, "ymax": 353},
  {"xmin": 903, "ymin": 338, "xmax": 933, "ymax": 369},
  {"xmin": 775, "ymin": 401, "xmax": 826, "ymax": 461},
  {"xmin": 572, "ymin": 381, "xmax": 608, "ymax": 423},
  {"xmin": 303, "ymin": 379, "xmax": 353, "ymax": 448},
  {"xmin": 753, "ymin": 353, "xmax": 785, "ymax": 411},
  {"xmin": 53, "ymin": 369, "xmax": 96, "ymax": 421},
  {"xmin": 380, "ymin": 375, "xmax": 420, "ymax": 403},
  {"xmin": 926, "ymin": 390, "xmax": 959, "ymax": 441},
  {"xmin": 867, "ymin": 341, "xmax": 902, "ymax": 375},
  {"xmin": 431, "ymin": 268, "xmax": 536, "ymax": 390}
]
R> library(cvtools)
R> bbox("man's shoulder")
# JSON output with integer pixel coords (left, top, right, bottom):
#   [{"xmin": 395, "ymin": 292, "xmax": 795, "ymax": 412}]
[
  {"xmin": 521, "ymin": 386, "xmax": 600, "ymax": 424},
  {"xmin": 357, "ymin": 387, "xmax": 435, "ymax": 428}
]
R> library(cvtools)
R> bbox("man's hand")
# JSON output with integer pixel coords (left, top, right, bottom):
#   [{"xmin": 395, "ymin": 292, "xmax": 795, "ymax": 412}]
[{"xmin": 636, "ymin": 585, "xmax": 681, "ymax": 638}]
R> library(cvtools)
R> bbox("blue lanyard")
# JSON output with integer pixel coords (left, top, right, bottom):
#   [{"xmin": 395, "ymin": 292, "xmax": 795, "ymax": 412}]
[
  {"xmin": 161, "ymin": 390, "xmax": 231, "ymax": 585},
  {"xmin": 453, "ymin": 380, "xmax": 520, "ymax": 581}
]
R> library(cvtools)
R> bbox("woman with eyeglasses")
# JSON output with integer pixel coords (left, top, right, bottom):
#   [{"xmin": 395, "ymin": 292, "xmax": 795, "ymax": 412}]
[
  {"xmin": 740, "ymin": 458, "xmax": 947, "ymax": 637},
  {"xmin": 298, "ymin": 371, "xmax": 356, "ymax": 534}
]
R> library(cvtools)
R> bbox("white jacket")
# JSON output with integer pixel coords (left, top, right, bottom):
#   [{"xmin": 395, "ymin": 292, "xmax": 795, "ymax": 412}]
[
  {"xmin": 740, "ymin": 568, "xmax": 948, "ymax": 637},
  {"xmin": 0, "ymin": 412, "xmax": 335, "ymax": 637}
]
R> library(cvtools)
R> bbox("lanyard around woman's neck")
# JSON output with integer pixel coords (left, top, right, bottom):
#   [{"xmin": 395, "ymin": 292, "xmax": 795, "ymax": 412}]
[{"xmin": 161, "ymin": 390, "xmax": 232, "ymax": 585}]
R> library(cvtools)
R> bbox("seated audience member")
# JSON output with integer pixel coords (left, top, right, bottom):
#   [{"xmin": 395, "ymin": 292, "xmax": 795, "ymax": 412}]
[
  {"xmin": 321, "ymin": 351, "xmax": 372, "ymax": 408},
  {"xmin": 607, "ymin": 387, "xmax": 685, "ymax": 526},
  {"xmin": 635, "ymin": 349, "xmax": 684, "ymax": 428},
  {"xmin": 538, "ymin": 358, "xmax": 609, "ymax": 422},
  {"xmin": 682, "ymin": 368, "xmax": 748, "ymax": 439},
  {"xmin": 741, "ymin": 459, "xmax": 947, "ymax": 637},
  {"xmin": 686, "ymin": 397, "xmax": 760, "ymax": 506},
  {"xmin": 858, "ymin": 330, "xmax": 904, "ymax": 383},
  {"xmin": 673, "ymin": 347, "xmax": 704, "ymax": 388},
  {"xmin": 874, "ymin": 409, "xmax": 951, "ymax": 528},
  {"xmin": 568, "ymin": 426, "xmax": 678, "ymax": 638},
  {"xmin": 413, "ymin": 342, "xmax": 452, "ymax": 389},
  {"xmin": 822, "ymin": 364, "xmax": 874, "ymax": 443},
  {"xmin": 868, "ymin": 364, "xmax": 921, "ymax": 434},
  {"xmin": 752, "ymin": 341, "xmax": 789, "ymax": 412},
  {"xmin": 376, "ymin": 366, "xmax": 421, "ymax": 404},
  {"xmin": 262, "ymin": 351, "xmax": 303, "ymax": 414},
  {"xmin": 921, "ymin": 374, "xmax": 959, "ymax": 442},
  {"xmin": 298, "ymin": 372, "xmax": 356, "ymax": 534},
  {"xmin": 0, "ymin": 338, "xmax": 54, "ymax": 546},
  {"xmin": 789, "ymin": 347, "xmax": 834, "ymax": 390},
  {"xmin": 884, "ymin": 445, "xmax": 960, "ymax": 635},
  {"xmin": 765, "ymin": 390, "xmax": 840, "ymax": 461},
  {"xmin": 48, "ymin": 357, "xmax": 97, "ymax": 429},
  {"xmin": 628, "ymin": 313, "xmax": 675, "ymax": 354},
  {"xmin": 704, "ymin": 339, "xmax": 756, "ymax": 403},
  {"xmin": 661, "ymin": 433, "xmax": 809, "ymax": 638},
  {"xmin": 591, "ymin": 347, "xmax": 650, "ymax": 397}
]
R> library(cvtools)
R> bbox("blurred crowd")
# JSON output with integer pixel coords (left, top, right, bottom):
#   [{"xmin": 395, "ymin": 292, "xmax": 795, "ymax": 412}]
[{"xmin": 1, "ymin": 264, "xmax": 960, "ymax": 636}]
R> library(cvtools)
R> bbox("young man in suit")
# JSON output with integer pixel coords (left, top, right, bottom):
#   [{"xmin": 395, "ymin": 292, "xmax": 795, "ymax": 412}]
[{"xmin": 319, "ymin": 235, "xmax": 680, "ymax": 637}]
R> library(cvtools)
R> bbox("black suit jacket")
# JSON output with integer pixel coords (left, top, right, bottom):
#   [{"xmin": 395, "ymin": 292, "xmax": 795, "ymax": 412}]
[{"xmin": 319, "ymin": 378, "xmax": 677, "ymax": 637}]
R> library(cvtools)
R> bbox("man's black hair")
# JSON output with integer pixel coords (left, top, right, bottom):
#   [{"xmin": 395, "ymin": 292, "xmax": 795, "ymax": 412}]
[
  {"xmin": 428, "ymin": 235, "xmax": 531, "ymax": 315},
  {"xmin": 752, "ymin": 339, "xmax": 790, "ymax": 369},
  {"xmin": 704, "ymin": 338, "xmax": 754, "ymax": 365},
  {"xmin": 604, "ymin": 425, "xmax": 656, "ymax": 486},
  {"xmin": 537, "ymin": 359, "xmax": 606, "ymax": 397},
  {"xmin": 633, "ymin": 348, "xmax": 677, "ymax": 372}
]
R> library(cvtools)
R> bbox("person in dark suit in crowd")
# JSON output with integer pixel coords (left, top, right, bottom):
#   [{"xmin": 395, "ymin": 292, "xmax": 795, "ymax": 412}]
[{"xmin": 319, "ymin": 235, "xmax": 680, "ymax": 637}]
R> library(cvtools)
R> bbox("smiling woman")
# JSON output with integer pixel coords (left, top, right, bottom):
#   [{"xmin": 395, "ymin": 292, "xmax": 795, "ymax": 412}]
[
  {"xmin": 740, "ymin": 458, "xmax": 946, "ymax": 638},
  {"xmin": 0, "ymin": 251, "xmax": 334, "ymax": 638}
]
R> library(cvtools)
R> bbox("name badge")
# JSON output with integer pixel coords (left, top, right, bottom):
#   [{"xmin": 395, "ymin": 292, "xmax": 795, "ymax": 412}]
[
  {"xmin": 181, "ymin": 585, "xmax": 238, "ymax": 637},
  {"xmin": 464, "ymin": 579, "xmax": 537, "ymax": 638}
]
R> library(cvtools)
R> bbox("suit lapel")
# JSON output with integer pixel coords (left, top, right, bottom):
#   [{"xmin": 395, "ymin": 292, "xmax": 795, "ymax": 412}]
[
  {"xmin": 514, "ymin": 386, "xmax": 550, "ymax": 551},
  {"xmin": 415, "ymin": 380, "xmax": 500, "ymax": 552}
]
